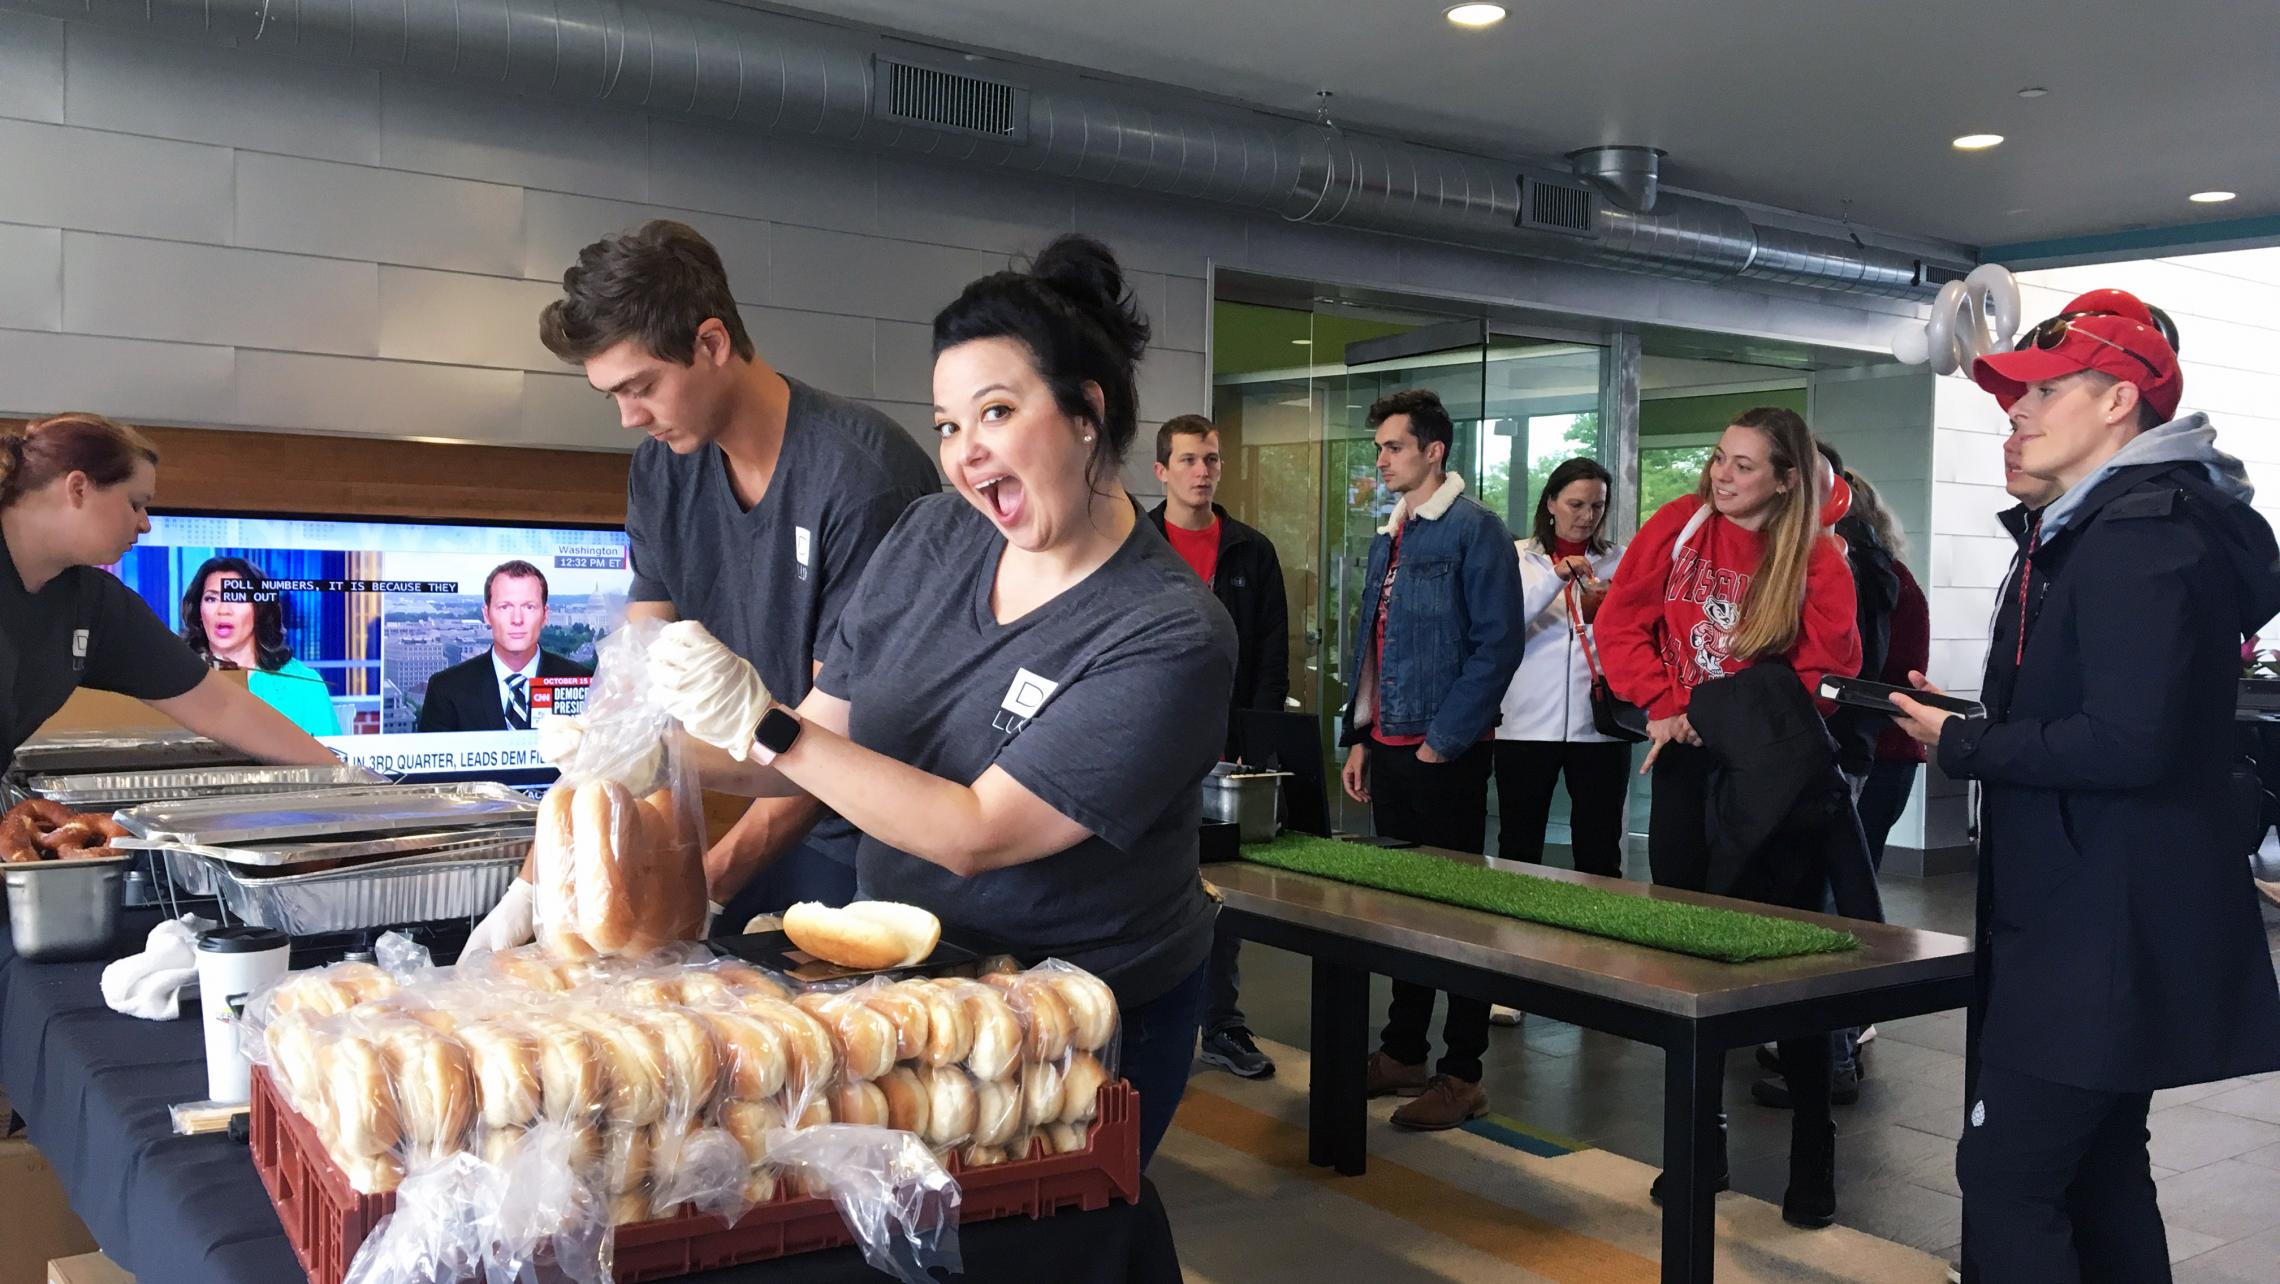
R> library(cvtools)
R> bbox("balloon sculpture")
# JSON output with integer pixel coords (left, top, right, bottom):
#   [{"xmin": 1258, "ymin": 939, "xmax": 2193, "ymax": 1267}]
[{"xmin": 1891, "ymin": 263, "xmax": 2022, "ymax": 375}]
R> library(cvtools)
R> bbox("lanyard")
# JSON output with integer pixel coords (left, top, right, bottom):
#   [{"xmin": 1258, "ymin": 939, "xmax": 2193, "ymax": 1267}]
[{"xmin": 2013, "ymin": 513, "xmax": 2042, "ymax": 667}]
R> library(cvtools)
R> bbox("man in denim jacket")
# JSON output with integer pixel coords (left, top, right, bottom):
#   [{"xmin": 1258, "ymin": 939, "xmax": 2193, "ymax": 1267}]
[{"xmin": 1339, "ymin": 388, "xmax": 1527, "ymax": 1129}]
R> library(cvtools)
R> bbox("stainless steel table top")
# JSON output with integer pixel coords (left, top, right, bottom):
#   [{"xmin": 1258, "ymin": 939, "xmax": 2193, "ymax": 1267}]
[{"xmin": 1208, "ymin": 848, "xmax": 1972, "ymax": 1020}]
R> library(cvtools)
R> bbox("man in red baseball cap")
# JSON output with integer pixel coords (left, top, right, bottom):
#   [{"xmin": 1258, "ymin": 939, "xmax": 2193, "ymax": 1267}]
[{"xmin": 1887, "ymin": 289, "xmax": 2280, "ymax": 1283}]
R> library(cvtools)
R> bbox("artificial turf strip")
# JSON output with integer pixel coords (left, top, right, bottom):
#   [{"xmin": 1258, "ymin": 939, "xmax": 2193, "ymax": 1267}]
[{"xmin": 1239, "ymin": 834, "xmax": 1859, "ymax": 964}]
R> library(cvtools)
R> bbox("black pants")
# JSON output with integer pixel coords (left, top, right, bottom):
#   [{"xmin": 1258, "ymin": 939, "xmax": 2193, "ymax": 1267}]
[
  {"xmin": 1958, "ymin": 1063, "xmax": 2168, "ymax": 1283},
  {"xmin": 1492, "ymin": 739, "xmax": 1631, "ymax": 877},
  {"xmin": 1646, "ymin": 744, "xmax": 1836, "ymax": 1134},
  {"xmin": 1371, "ymin": 739, "xmax": 1495, "ymax": 1083},
  {"xmin": 1855, "ymin": 758, "xmax": 1921, "ymax": 872}
]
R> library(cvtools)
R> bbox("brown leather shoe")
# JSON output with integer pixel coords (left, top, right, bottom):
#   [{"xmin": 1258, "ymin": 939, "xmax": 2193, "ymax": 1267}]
[
  {"xmin": 1364, "ymin": 1051, "xmax": 1429, "ymax": 1098},
  {"xmin": 1390, "ymin": 1075, "xmax": 1488, "ymax": 1131}
]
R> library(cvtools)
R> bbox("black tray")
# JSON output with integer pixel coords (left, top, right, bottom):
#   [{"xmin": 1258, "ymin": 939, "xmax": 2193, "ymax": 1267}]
[{"xmin": 706, "ymin": 928, "xmax": 987, "ymax": 983}]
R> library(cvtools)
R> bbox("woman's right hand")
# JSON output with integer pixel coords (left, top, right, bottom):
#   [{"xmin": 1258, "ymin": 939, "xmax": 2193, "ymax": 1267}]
[
  {"xmin": 1341, "ymin": 743, "xmax": 1370, "ymax": 804},
  {"xmin": 1639, "ymin": 713, "xmax": 1700, "ymax": 775},
  {"xmin": 1554, "ymin": 554, "xmax": 1592, "ymax": 582}
]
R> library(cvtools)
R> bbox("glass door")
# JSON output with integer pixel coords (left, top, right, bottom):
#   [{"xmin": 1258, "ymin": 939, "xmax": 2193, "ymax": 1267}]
[{"xmin": 1316, "ymin": 320, "xmax": 1607, "ymax": 833}]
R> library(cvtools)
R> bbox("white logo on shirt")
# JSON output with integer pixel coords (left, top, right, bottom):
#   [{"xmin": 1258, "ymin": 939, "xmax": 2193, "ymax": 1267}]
[
  {"xmin": 72, "ymin": 628, "xmax": 89, "ymax": 671},
  {"xmin": 1970, "ymin": 1099, "xmax": 1985, "ymax": 1128},
  {"xmin": 794, "ymin": 526, "xmax": 813, "ymax": 582},
  {"xmin": 993, "ymin": 668, "xmax": 1060, "ymax": 734}
]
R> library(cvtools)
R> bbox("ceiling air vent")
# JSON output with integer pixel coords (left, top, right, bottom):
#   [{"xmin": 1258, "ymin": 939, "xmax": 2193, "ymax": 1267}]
[
  {"xmin": 875, "ymin": 57, "xmax": 1029, "ymax": 143},
  {"xmin": 1515, "ymin": 172, "xmax": 1598, "ymax": 238}
]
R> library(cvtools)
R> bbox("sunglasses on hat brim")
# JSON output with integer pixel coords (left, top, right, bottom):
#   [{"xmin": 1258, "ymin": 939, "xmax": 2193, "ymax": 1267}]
[{"xmin": 2014, "ymin": 310, "xmax": 2173, "ymax": 380}]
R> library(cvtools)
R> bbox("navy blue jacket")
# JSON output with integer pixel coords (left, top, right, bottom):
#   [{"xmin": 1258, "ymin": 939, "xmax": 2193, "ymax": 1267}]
[
  {"xmin": 1339, "ymin": 477, "xmax": 1526, "ymax": 758},
  {"xmin": 1942, "ymin": 459, "xmax": 2280, "ymax": 1091}
]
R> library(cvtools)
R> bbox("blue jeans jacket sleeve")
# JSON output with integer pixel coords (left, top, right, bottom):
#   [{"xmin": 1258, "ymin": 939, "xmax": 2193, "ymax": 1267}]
[{"xmin": 1423, "ymin": 513, "xmax": 1528, "ymax": 756}]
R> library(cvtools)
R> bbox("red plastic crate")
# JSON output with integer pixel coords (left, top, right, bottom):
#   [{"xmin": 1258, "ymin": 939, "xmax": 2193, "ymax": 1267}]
[{"xmin": 248, "ymin": 1066, "xmax": 1142, "ymax": 1284}]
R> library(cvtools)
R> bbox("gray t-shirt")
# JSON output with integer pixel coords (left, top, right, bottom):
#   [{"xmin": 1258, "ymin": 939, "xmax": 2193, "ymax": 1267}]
[
  {"xmin": 817, "ymin": 494, "xmax": 1235, "ymax": 1007},
  {"xmin": 626, "ymin": 375, "xmax": 940, "ymax": 863}
]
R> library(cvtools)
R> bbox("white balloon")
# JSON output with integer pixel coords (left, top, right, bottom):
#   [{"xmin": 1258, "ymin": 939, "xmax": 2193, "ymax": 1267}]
[
  {"xmin": 1890, "ymin": 319, "xmax": 1930, "ymax": 365},
  {"xmin": 1924, "ymin": 279, "xmax": 1967, "ymax": 375},
  {"xmin": 1964, "ymin": 263, "xmax": 2022, "ymax": 357}
]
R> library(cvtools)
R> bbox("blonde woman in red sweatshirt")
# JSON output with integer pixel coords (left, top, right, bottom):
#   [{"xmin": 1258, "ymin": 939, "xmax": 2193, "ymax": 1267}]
[
  {"xmin": 1593, "ymin": 405, "xmax": 1861, "ymax": 1226},
  {"xmin": 1595, "ymin": 405, "xmax": 1860, "ymax": 892}
]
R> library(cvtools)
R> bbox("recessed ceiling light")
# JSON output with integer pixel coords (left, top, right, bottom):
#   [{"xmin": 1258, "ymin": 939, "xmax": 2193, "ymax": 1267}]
[
  {"xmin": 1444, "ymin": 4, "xmax": 1507, "ymax": 28},
  {"xmin": 2016, "ymin": 87, "xmax": 2049, "ymax": 99},
  {"xmin": 1952, "ymin": 134, "xmax": 2005, "ymax": 151},
  {"xmin": 2190, "ymin": 190, "xmax": 2238, "ymax": 204},
  {"xmin": 1291, "ymin": 338, "xmax": 1313, "ymax": 345}
]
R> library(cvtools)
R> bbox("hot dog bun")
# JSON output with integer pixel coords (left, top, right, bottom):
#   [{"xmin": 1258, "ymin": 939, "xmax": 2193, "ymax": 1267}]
[{"xmin": 781, "ymin": 901, "xmax": 940, "ymax": 971}]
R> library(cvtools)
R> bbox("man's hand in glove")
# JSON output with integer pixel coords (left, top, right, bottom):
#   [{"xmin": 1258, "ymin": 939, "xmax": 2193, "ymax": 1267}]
[{"xmin": 649, "ymin": 620, "xmax": 773, "ymax": 760}]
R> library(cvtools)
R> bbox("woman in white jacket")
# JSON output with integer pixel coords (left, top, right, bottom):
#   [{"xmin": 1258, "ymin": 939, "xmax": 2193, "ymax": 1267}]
[{"xmin": 1495, "ymin": 457, "xmax": 1630, "ymax": 877}]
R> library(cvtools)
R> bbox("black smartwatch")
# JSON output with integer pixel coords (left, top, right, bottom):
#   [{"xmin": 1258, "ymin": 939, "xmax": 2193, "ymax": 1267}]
[{"xmin": 755, "ymin": 706, "xmax": 804, "ymax": 757}]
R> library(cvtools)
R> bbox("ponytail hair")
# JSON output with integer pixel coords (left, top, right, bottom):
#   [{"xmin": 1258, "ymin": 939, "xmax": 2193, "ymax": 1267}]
[
  {"xmin": 0, "ymin": 412, "xmax": 160, "ymax": 510},
  {"xmin": 931, "ymin": 234, "xmax": 1151, "ymax": 492},
  {"xmin": 1699, "ymin": 407, "xmax": 1825, "ymax": 660}
]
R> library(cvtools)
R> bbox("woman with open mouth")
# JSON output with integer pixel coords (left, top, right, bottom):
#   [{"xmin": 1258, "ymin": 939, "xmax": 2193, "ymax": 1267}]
[{"xmin": 647, "ymin": 234, "xmax": 1236, "ymax": 1169}]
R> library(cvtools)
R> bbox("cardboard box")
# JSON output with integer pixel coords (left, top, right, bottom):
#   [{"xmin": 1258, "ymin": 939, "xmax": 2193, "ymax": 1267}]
[
  {"xmin": 0, "ymin": 1138, "xmax": 97, "ymax": 1284},
  {"xmin": 45, "ymin": 1254, "xmax": 131, "ymax": 1284}
]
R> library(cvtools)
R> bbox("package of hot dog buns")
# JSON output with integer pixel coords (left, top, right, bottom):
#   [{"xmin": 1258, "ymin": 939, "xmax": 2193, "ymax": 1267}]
[
  {"xmin": 253, "ymin": 947, "xmax": 1124, "ymax": 1283},
  {"xmin": 524, "ymin": 620, "xmax": 710, "ymax": 960}
]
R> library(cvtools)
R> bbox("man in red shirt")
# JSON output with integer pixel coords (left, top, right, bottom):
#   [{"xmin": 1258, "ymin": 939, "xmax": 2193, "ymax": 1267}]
[{"xmin": 1147, "ymin": 414, "xmax": 1291, "ymax": 1081}]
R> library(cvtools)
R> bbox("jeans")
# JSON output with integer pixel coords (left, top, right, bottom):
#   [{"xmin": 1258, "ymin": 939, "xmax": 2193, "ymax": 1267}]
[
  {"xmin": 1122, "ymin": 960, "xmax": 1208, "ymax": 1169},
  {"xmin": 1370, "ymin": 740, "xmax": 1495, "ymax": 1082},
  {"xmin": 1202, "ymin": 917, "xmax": 1247, "ymax": 1035},
  {"xmin": 1492, "ymin": 739, "xmax": 1631, "ymax": 876},
  {"xmin": 1855, "ymin": 759, "xmax": 1922, "ymax": 872}
]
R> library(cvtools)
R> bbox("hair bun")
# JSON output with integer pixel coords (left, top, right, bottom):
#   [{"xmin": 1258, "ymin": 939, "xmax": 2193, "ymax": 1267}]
[{"xmin": 1029, "ymin": 235, "xmax": 1150, "ymax": 363}]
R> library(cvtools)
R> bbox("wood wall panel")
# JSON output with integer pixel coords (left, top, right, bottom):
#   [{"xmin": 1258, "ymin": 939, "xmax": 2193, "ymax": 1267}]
[{"xmin": 5, "ymin": 418, "xmax": 632, "ymax": 525}]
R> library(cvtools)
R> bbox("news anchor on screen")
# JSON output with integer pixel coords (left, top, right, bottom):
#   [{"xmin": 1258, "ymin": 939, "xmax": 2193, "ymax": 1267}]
[
  {"xmin": 417, "ymin": 561, "xmax": 591, "ymax": 732},
  {"xmin": 180, "ymin": 554, "xmax": 343, "ymax": 737}
]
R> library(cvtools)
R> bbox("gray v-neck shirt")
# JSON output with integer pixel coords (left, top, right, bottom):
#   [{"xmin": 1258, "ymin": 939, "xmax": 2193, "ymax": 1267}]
[
  {"xmin": 625, "ymin": 375, "xmax": 941, "ymax": 863},
  {"xmin": 817, "ymin": 494, "xmax": 1235, "ymax": 1006}
]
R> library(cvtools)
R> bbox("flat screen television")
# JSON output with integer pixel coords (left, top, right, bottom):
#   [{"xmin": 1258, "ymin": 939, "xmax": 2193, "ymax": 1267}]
[{"xmin": 110, "ymin": 510, "xmax": 635, "ymax": 786}]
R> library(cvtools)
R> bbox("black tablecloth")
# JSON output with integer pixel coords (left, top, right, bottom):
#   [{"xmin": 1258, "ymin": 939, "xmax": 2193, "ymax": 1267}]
[{"xmin": 0, "ymin": 918, "xmax": 1179, "ymax": 1284}]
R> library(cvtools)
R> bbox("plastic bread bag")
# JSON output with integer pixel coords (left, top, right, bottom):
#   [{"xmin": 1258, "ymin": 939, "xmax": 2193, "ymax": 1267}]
[
  {"xmin": 924, "ymin": 978, "xmax": 1024, "ymax": 1085},
  {"xmin": 1023, "ymin": 960, "xmax": 1123, "ymax": 1079},
  {"xmin": 646, "ymin": 1118, "xmax": 754, "ymax": 1223},
  {"xmin": 305, "ymin": 1013, "xmax": 411, "ymax": 1194},
  {"xmin": 792, "ymin": 989, "xmax": 899, "ymax": 1083},
  {"xmin": 530, "ymin": 619, "xmax": 709, "ymax": 961},
  {"xmin": 760, "ymin": 1122, "xmax": 964, "ymax": 1284},
  {"xmin": 340, "ymin": 1122, "xmax": 613, "ymax": 1284}
]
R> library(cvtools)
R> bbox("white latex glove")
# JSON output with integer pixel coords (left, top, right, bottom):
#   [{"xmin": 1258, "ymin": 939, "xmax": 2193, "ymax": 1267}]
[
  {"xmin": 535, "ymin": 713, "xmax": 588, "ymax": 767},
  {"xmin": 464, "ymin": 878, "xmax": 537, "ymax": 956},
  {"xmin": 649, "ymin": 620, "xmax": 772, "ymax": 760}
]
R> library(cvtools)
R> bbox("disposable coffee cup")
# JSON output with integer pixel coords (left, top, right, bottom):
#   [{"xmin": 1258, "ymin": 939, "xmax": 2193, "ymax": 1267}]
[{"xmin": 197, "ymin": 926, "xmax": 291, "ymax": 1104}]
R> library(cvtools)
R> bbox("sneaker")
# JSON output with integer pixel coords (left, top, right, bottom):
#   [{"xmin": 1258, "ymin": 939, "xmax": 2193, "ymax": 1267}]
[
  {"xmin": 1389, "ymin": 1075, "xmax": 1488, "ymax": 1131},
  {"xmin": 1946, "ymin": 1263, "xmax": 1962, "ymax": 1284},
  {"xmin": 1855, "ymin": 1024, "xmax": 1878, "ymax": 1046},
  {"xmin": 1197, "ymin": 1027, "xmax": 1276, "ymax": 1079},
  {"xmin": 1365, "ymin": 1051, "xmax": 1430, "ymax": 1098},
  {"xmin": 1751, "ymin": 1064, "xmax": 1861, "ymax": 1109},
  {"xmin": 1488, "ymin": 1004, "xmax": 1523, "ymax": 1027}
]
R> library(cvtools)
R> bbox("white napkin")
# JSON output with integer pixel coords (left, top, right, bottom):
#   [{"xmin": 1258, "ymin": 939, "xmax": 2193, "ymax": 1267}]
[{"xmin": 99, "ymin": 914, "xmax": 216, "ymax": 1021}]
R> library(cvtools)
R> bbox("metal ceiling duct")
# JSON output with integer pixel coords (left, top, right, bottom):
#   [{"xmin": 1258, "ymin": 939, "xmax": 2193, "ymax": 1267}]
[
  {"xmin": 0, "ymin": 0, "xmax": 1946, "ymax": 299},
  {"xmin": 1568, "ymin": 145, "xmax": 1665, "ymax": 213}
]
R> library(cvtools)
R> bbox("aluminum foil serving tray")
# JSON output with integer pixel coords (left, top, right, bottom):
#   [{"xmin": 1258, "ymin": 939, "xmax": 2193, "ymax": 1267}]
[
  {"xmin": 25, "ymin": 764, "xmax": 388, "ymax": 808},
  {"xmin": 115, "ymin": 783, "xmax": 539, "ymax": 845},
  {"xmin": 7, "ymin": 729, "xmax": 254, "ymax": 777},
  {"xmin": 201, "ymin": 837, "xmax": 531, "ymax": 934}
]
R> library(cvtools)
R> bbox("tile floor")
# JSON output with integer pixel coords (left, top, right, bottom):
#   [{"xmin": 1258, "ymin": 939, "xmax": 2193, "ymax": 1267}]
[{"xmin": 1162, "ymin": 847, "xmax": 2280, "ymax": 1282}]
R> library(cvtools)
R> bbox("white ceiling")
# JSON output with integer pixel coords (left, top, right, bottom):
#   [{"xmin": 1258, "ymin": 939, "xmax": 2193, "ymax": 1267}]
[{"xmin": 777, "ymin": 0, "xmax": 2278, "ymax": 252}]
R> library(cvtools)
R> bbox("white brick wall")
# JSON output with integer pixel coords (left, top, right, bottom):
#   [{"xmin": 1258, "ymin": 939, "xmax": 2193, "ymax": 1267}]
[{"xmin": 0, "ymin": 19, "xmax": 1943, "ymax": 501}]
